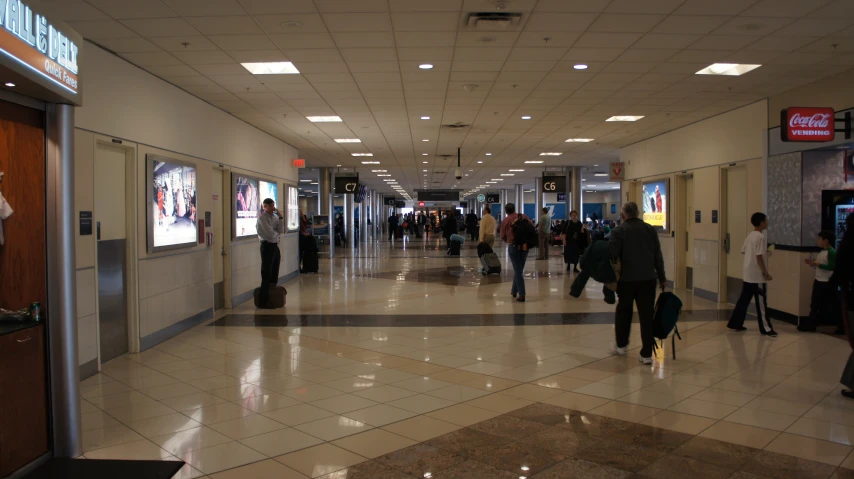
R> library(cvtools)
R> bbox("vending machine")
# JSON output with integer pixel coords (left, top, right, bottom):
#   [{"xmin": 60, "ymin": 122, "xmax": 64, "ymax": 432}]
[{"xmin": 822, "ymin": 190, "xmax": 854, "ymax": 249}]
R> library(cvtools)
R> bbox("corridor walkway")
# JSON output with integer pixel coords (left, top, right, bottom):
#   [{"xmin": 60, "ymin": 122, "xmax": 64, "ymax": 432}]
[{"xmin": 79, "ymin": 239, "xmax": 854, "ymax": 478}]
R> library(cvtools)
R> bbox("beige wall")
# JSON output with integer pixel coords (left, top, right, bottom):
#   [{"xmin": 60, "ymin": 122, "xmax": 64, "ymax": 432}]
[
  {"xmin": 769, "ymin": 68, "xmax": 854, "ymax": 128},
  {"xmin": 622, "ymin": 101, "xmax": 766, "ymax": 180}
]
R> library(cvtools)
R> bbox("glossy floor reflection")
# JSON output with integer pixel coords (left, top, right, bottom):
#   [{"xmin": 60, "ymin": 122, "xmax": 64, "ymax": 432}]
[{"xmin": 79, "ymin": 239, "xmax": 854, "ymax": 478}]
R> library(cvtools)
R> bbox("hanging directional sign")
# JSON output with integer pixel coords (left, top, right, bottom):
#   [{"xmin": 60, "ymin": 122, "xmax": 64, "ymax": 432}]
[
  {"xmin": 334, "ymin": 174, "xmax": 359, "ymax": 194},
  {"xmin": 609, "ymin": 162, "xmax": 625, "ymax": 182},
  {"xmin": 485, "ymin": 193, "xmax": 500, "ymax": 203},
  {"xmin": 542, "ymin": 175, "xmax": 566, "ymax": 193}
]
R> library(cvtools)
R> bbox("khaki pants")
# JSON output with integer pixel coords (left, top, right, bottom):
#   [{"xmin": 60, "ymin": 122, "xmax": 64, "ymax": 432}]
[
  {"xmin": 482, "ymin": 234, "xmax": 495, "ymax": 248},
  {"xmin": 537, "ymin": 234, "xmax": 549, "ymax": 259}
]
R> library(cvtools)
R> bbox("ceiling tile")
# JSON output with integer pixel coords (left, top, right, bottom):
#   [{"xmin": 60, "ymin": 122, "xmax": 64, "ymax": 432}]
[
  {"xmin": 92, "ymin": 37, "xmax": 162, "ymax": 53},
  {"xmin": 42, "ymin": 1, "xmax": 110, "ymax": 21},
  {"xmin": 503, "ymin": 60, "xmax": 558, "ymax": 72},
  {"xmin": 561, "ymin": 48, "xmax": 625, "ymax": 62},
  {"xmin": 533, "ymin": 0, "xmax": 610, "ymax": 13},
  {"xmin": 397, "ymin": 47, "xmax": 454, "ymax": 61},
  {"xmin": 67, "ymin": 20, "xmax": 139, "ymax": 39},
  {"xmin": 226, "ymin": 50, "xmax": 289, "ymax": 62},
  {"xmin": 507, "ymin": 47, "xmax": 568, "ymax": 61},
  {"xmin": 149, "ymin": 35, "xmax": 220, "ymax": 51},
  {"xmin": 289, "ymin": 61, "xmax": 350, "ymax": 73},
  {"xmin": 119, "ymin": 51, "xmax": 181, "ymax": 66},
  {"xmin": 120, "ymin": 18, "xmax": 200, "ymax": 37},
  {"xmin": 689, "ymin": 35, "xmax": 760, "ymax": 50},
  {"xmin": 744, "ymin": 35, "xmax": 820, "ymax": 51},
  {"xmin": 615, "ymin": 48, "xmax": 678, "ymax": 62},
  {"xmin": 269, "ymin": 33, "xmax": 336, "ymax": 49},
  {"xmin": 238, "ymin": 0, "xmax": 317, "ymax": 14},
  {"xmin": 515, "ymin": 32, "xmax": 581, "ymax": 48},
  {"xmin": 144, "ymin": 64, "xmax": 200, "ymax": 77},
  {"xmin": 193, "ymin": 63, "xmax": 250, "ymax": 76},
  {"xmin": 526, "ymin": 12, "xmax": 598, "ymax": 31},
  {"xmin": 454, "ymin": 47, "xmax": 511, "ymax": 61},
  {"xmin": 351, "ymin": 62, "xmax": 404, "ymax": 73},
  {"xmin": 331, "ymin": 32, "xmax": 395, "ymax": 48},
  {"xmin": 394, "ymin": 32, "xmax": 457, "ymax": 47},
  {"xmin": 773, "ymin": 18, "xmax": 854, "ymax": 37},
  {"xmin": 86, "ymin": 0, "xmax": 177, "ymax": 19},
  {"xmin": 653, "ymin": 15, "xmax": 731, "ymax": 34},
  {"xmin": 589, "ymin": 14, "xmax": 665, "ymax": 33},
  {"xmin": 605, "ymin": 0, "xmax": 685, "ymax": 14},
  {"xmin": 391, "ymin": 12, "xmax": 459, "ymax": 31},
  {"xmin": 173, "ymin": 50, "xmax": 236, "ymax": 65},
  {"xmin": 455, "ymin": 32, "xmax": 520, "ymax": 47},
  {"xmin": 341, "ymin": 48, "xmax": 398, "ymax": 62},
  {"xmin": 162, "ymin": 0, "xmax": 246, "ymax": 16},
  {"xmin": 314, "ymin": 0, "xmax": 389, "ymax": 12},
  {"xmin": 284, "ymin": 49, "xmax": 344, "ymax": 62},
  {"xmin": 742, "ymin": 0, "xmax": 833, "ymax": 17},
  {"xmin": 633, "ymin": 33, "xmax": 703, "ymax": 49},
  {"xmin": 209, "ymin": 34, "xmax": 277, "ymax": 50},
  {"xmin": 389, "ymin": 0, "xmax": 462, "ymax": 12},
  {"xmin": 573, "ymin": 32, "xmax": 643, "ymax": 49},
  {"xmin": 323, "ymin": 13, "xmax": 392, "ymax": 32},
  {"xmin": 253, "ymin": 14, "xmax": 328, "ymax": 33},
  {"xmin": 713, "ymin": 16, "xmax": 793, "ymax": 36},
  {"xmin": 187, "ymin": 16, "xmax": 264, "ymax": 35}
]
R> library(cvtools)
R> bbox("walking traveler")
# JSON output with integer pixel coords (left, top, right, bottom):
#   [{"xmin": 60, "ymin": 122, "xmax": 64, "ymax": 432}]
[
  {"xmin": 388, "ymin": 212, "xmax": 398, "ymax": 241},
  {"xmin": 479, "ymin": 206, "xmax": 496, "ymax": 248},
  {"xmin": 609, "ymin": 202, "xmax": 667, "ymax": 364},
  {"xmin": 537, "ymin": 207, "xmax": 551, "ymax": 260},
  {"xmin": 562, "ymin": 210, "xmax": 588, "ymax": 272},
  {"xmin": 569, "ymin": 238, "xmax": 617, "ymax": 304},
  {"xmin": 500, "ymin": 203, "xmax": 535, "ymax": 303},
  {"xmin": 256, "ymin": 198, "xmax": 284, "ymax": 309},
  {"xmin": 442, "ymin": 213, "xmax": 458, "ymax": 250},
  {"xmin": 466, "ymin": 211, "xmax": 479, "ymax": 241},
  {"xmin": 799, "ymin": 230, "xmax": 842, "ymax": 333},
  {"xmin": 727, "ymin": 212, "xmax": 777, "ymax": 337}
]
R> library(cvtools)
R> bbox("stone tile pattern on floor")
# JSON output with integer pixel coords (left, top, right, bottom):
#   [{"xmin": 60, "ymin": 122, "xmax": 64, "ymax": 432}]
[{"xmin": 78, "ymin": 302, "xmax": 854, "ymax": 478}]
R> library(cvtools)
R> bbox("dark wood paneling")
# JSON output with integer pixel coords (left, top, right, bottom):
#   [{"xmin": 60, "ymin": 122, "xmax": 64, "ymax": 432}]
[
  {"xmin": 0, "ymin": 325, "xmax": 49, "ymax": 477},
  {"xmin": 0, "ymin": 99, "xmax": 46, "ymax": 312}
]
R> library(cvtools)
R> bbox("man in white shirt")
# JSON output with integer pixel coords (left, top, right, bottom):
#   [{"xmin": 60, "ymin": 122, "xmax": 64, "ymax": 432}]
[
  {"xmin": 256, "ymin": 198, "xmax": 284, "ymax": 309},
  {"xmin": 727, "ymin": 212, "xmax": 776, "ymax": 337}
]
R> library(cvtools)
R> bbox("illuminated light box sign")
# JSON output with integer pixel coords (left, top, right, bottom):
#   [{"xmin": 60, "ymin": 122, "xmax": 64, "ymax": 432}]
[
  {"xmin": 781, "ymin": 107, "xmax": 835, "ymax": 142},
  {"xmin": 642, "ymin": 179, "xmax": 670, "ymax": 234},
  {"xmin": 0, "ymin": 0, "xmax": 80, "ymax": 97}
]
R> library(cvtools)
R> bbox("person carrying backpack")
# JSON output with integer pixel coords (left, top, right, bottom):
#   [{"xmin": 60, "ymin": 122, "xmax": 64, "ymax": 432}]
[
  {"xmin": 499, "ymin": 203, "xmax": 536, "ymax": 303},
  {"xmin": 569, "ymin": 238, "xmax": 617, "ymax": 304}
]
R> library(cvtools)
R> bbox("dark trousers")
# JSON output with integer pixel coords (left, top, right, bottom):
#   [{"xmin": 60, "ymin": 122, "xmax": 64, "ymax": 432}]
[
  {"xmin": 802, "ymin": 280, "xmax": 842, "ymax": 330},
  {"xmin": 259, "ymin": 242, "xmax": 281, "ymax": 306},
  {"xmin": 728, "ymin": 282, "xmax": 774, "ymax": 333},
  {"xmin": 388, "ymin": 226, "xmax": 396, "ymax": 240},
  {"xmin": 508, "ymin": 246, "xmax": 529, "ymax": 297},
  {"xmin": 615, "ymin": 279, "xmax": 657, "ymax": 357},
  {"xmin": 469, "ymin": 227, "xmax": 478, "ymax": 241},
  {"xmin": 570, "ymin": 269, "xmax": 616, "ymax": 304}
]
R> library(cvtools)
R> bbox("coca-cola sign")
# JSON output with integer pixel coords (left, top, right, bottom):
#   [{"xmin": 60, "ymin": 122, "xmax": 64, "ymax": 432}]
[{"xmin": 781, "ymin": 107, "xmax": 835, "ymax": 142}]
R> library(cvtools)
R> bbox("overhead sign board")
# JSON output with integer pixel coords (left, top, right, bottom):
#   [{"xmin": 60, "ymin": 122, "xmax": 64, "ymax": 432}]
[
  {"xmin": 542, "ymin": 175, "xmax": 566, "ymax": 193},
  {"xmin": 609, "ymin": 162, "xmax": 625, "ymax": 182},
  {"xmin": 383, "ymin": 196, "xmax": 396, "ymax": 206},
  {"xmin": 485, "ymin": 193, "xmax": 500, "ymax": 203},
  {"xmin": 0, "ymin": 0, "xmax": 82, "ymax": 102},
  {"xmin": 334, "ymin": 174, "xmax": 359, "ymax": 194},
  {"xmin": 781, "ymin": 107, "xmax": 835, "ymax": 142},
  {"xmin": 557, "ymin": 193, "xmax": 566, "ymax": 202},
  {"xmin": 417, "ymin": 190, "xmax": 460, "ymax": 202},
  {"xmin": 293, "ymin": 159, "xmax": 305, "ymax": 168}
]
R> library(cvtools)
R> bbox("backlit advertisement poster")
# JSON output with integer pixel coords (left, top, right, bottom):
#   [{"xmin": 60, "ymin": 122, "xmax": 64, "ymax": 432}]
[
  {"xmin": 642, "ymin": 179, "xmax": 669, "ymax": 232},
  {"xmin": 147, "ymin": 156, "xmax": 197, "ymax": 252},
  {"xmin": 286, "ymin": 185, "xmax": 299, "ymax": 233},
  {"xmin": 836, "ymin": 205, "xmax": 853, "ymax": 249},
  {"xmin": 234, "ymin": 174, "xmax": 259, "ymax": 238}
]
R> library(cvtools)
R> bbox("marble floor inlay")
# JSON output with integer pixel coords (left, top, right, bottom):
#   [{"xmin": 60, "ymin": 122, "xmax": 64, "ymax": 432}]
[{"xmin": 78, "ymin": 241, "xmax": 854, "ymax": 478}]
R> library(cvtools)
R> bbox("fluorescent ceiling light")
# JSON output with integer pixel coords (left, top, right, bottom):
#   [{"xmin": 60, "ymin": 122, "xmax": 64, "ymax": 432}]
[
  {"xmin": 573, "ymin": 64, "xmax": 588, "ymax": 70},
  {"xmin": 500, "ymin": 174, "xmax": 515, "ymax": 176},
  {"xmin": 594, "ymin": 173, "xmax": 608, "ymax": 176},
  {"xmin": 307, "ymin": 116, "xmax": 342, "ymax": 122},
  {"xmin": 422, "ymin": 139, "xmax": 429, "ymax": 142},
  {"xmin": 335, "ymin": 138, "xmax": 361, "ymax": 143},
  {"xmin": 509, "ymin": 169, "xmax": 524, "ymax": 172},
  {"xmin": 582, "ymin": 179, "xmax": 586, "ymax": 181},
  {"xmin": 696, "ymin": 63, "xmax": 761, "ymax": 76},
  {"xmin": 371, "ymin": 169, "xmax": 386, "ymax": 172},
  {"xmin": 491, "ymin": 179, "xmax": 504, "ymax": 181},
  {"xmin": 612, "ymin": 186, "xmax": 620, "ymax": 189},
  {"xmin": 521, "ymin": 116, "xmax": 532, "ymax": 120},
  {"xmin": 361, "ymin": 161, "xmax": 380, "ymax": 164},
  {"xmin": 377, "ymin": 174, "xmax": 391, "ymax": 177},
  {"xmin": 240, "ymin": 62, "xmax": 299, "ymax": 74},
  {"xmin": 540, "ymin": 152, "xmax": 562, "ymax": 156},
  {"xmin": 486, "ymin": 181, "xmax": 497, "ymax": 184},
  {"xmin": 423, "ymin": 161, "xmax": 428, "ymax": 164},
  {"xmin": 299, "ymin": 179, "xmax": 311, "ymax": 183},
  {"xmin": 477, "ymin": 161, "xmax": 483, "ymax": 164},
  {"xmin": 310, "ymin": 182, "xmax": 318, "ymax": 185},
  {"xmin": 587, "ymin": 185, "xmax": 596, "ymax": 187},
  {"xmin": 525, "ymin": 160, "xmax": 544, "ymax": 164},
  {"xmin": 486, "ymin": 153, "xmax": 492, "ymax": 156},
  {"xmin": 606, "ymin": 116, "xmax": 644, "ymax": 122},
  {"xmin": 566, "ymin": 138, "xmax": 594, "ymax": 142},
  {"xmin": 419, "ymin": 64, "xmax": 433, "ymax": 70},
  {"xmin": 423, "ymin": 169, "xmax": 428, "ymax": 172},
  {"xmin": 351, "ymin": 153, "xmax": 373, "ymax": 157},
  {"xmin": 4, "ymin": 82, "xmax": 14, "ymax": 87},
  {"xmin": 421, "ymin": 116, "xmax": 430, "ymax": 120}
]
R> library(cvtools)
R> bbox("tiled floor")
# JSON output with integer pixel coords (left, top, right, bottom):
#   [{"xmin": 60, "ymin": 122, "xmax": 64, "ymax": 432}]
[{"xmin": 78, "ymin": 240, "xmax": 854, "ymax": 478}]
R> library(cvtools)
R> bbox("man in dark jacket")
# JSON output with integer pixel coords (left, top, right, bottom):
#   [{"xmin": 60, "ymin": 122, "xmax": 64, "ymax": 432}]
[
  {"xmin": 466, "ymin": 211, "xmax": 479, "ymax": 241},
  {"xmin": 387, "ymin": 213, "xmax": 398, "ymax": 241},
  {"xmin": 443, "ymin": 214, "xmax": 458, "ymax": 250},
  {"xmin": 569, "ymin": 239, "xmax": 616, "ymax": 304},
  {"xmin": 609, "ymin": 202, "xmax": 666, "ymax": 364}
]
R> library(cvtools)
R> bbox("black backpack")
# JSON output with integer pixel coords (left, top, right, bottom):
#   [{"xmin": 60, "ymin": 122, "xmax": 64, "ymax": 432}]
[{"xmin": 512, "ymin": 215, "xmax": 538, "ymax": 251}]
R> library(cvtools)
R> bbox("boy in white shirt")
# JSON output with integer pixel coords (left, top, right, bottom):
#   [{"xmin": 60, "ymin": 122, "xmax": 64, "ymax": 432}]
[
  {"xmin": 798, "ymin": 230, "xmax": 842, "ymax": 333},
  {"xmin": 727, "ymin": 212, "xmax": 777, "ymax": 337}
]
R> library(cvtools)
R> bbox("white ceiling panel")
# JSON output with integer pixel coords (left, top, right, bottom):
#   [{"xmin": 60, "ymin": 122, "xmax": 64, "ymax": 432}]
[
  {"xmin": 633, "ymin": 33, "xmax": 703, "ymax": 49},
  {"xmin": 120, "ymin": 51, "xmax": 181, "ymax": 66},
  {"xmin": 208, "ymin": 34, "xmax": 277, "ymax": 50},
  {"xmin": 193, "ymin": 63, "xmax": 248, "ymax": 76},
  {"xmin": 237, "ymin": 0, "xmax": 317, "ymax": 14},
  {"xmin": 226, "ymin": 50, "xmax": 289, "ymax": 62},
  {"xmin": 283, "ymin": 49, "xmax": 344, "ymax": 62},
  {"xmin": 253, "ymin": 14, "xmax": 328, "ymax": 34},
  {"xmin": 689, "ymin": 35, "xmax": 760, "ymax": 50},
  {"xmin": 314, "ymin": 0, "xmax": 389, "ymax": 13},
  {"xmin": 653, "ymin": 15, "xmax": 732, "ymax": 34},
  {"xmin": 331, "ymin": 32, "xmax": 396, "ymax": 48},
  {"xmin": 350, "ymin": 62, "xmax": 403, "ymax": 73},
  {"xmin": 269, "ymin": 33, "xmax": 336, "ymax": 49},
  {"xmin": 774, "ymin": 18, "xmax": 854, "ymax": 37},
  {"xmin": 323, "ymin": 13, "xmax": 393, "ymax": 32},
  {"xmin": 187, "ymin": 16, "xmax": 264, "ymax": 35},
  {"xmin": 742, "ymin": 0, "xmax": 833, "ymax": 18},
  {"xmin": 87, "ymin": 0, "xmax": 176, "ymax": 19},
  {"xmin": 713, "ymin": 16, "xmax": 794, "ymax": 36},
  {"xmin": 605, "ymin": 0, "xmax": 685, "ymax": 15},
  {"xmin": 162, "ymin": 0, "xmax": 246, "ymax": 16},
  {"xmin": 589, "ymin": 14, "xmax": 666, "ymax": 33},
  {"xmin": 93, "ymin": 37, "xmax": 162, "ymax": 53},
  {"xmin": 526, "ymin": 12, "xmax": 598, "ymax": 32},
  {"xmin": 615, "ymin": 49, "xmax": 679, "ymax": 62},
  {"xmin": 120, "ymin": 18, "xmax": 201, "ymax": 37},
  {"xmin": 574, "ymin": 32, "xmax": 643, "ymax": 49},
  {"xmin": 340, "ymin": 48, "xmax": 398, "ymax": 62},
  {"xmin": 67, "ymin": 20, "xmax": 139, "ymax": 39},
  {"xmin": 149, "ymin": 36, "xmax": 220, "ymax": 51},
  {"xmin": 173, "ymin": 50, "xmax": 236, "ymax": 65}
]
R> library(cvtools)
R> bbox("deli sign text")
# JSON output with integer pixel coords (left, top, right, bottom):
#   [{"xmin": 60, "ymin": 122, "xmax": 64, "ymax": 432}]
[
  {"xmin": 0, "ymin": 0, "xmax": 80, "ymax": 95},
  {"xmin": 781, "ymin": 107, "xmax": 835, "ymax": 142}
]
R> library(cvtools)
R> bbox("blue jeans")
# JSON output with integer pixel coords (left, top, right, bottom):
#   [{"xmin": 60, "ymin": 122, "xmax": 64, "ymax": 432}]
[{"xmin": 508, "ymin": 246, "xmax": 529, "ymax": 297}]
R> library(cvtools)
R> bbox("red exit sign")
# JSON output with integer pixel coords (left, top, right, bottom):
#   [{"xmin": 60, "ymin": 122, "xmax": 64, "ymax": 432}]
[
  {"xmin": 293, "ymin": 159, "xmax": 306, "ymax": 168},
  {"xmin": 781, "ymin": 107, "xmax": 835, "ymax": 142}
]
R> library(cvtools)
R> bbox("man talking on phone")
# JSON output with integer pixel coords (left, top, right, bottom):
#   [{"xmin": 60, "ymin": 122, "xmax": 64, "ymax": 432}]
[
  {"xmin": 608, "ymin": 202, "xmax": 667, "ymax": 364},
  {"xmin": 257, "ymin": 198, "xmax": 284, "ymax": 309}
]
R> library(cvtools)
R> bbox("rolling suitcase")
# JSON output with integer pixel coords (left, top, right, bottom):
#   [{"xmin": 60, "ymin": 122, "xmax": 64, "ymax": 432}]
[
  {"xmin": 253, "ymin": 286, "xmax": 287, "ymax": 308},
  {"xmin": 480, "ymin": 252, "xmax": 501, "ymax": 275},
  {"xmin": 302, "ymin": 250, "xmax": 319, "ymax": 273},
  {"xmin": 477, "ymin": 242, "xmax": 493, "ymax": 257},
  {"xmin": 448, "ymin": 241, "xmax": 461, "ymax": 256}
]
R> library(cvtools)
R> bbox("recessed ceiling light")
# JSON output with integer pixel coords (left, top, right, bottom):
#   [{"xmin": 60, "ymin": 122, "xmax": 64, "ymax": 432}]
[
  {"xmin": 477, "ymin": 161, "xmax": 483, "ymax": 164},
  {"xmin": 606, "ymin": 115, "xmax": 644, "ymax": 122},
  {"xmin": 377, "ymin": 174, "xmax": 391, "ymax": 177},
  {"xmin": 335, "ymin": 138, "xmax": 361, "ymax": 143},
  {"xmin": 486, "ymin": 181, "xmax": 496, "ymax": 184},
  {"xmin": 524, "ymin": 160, "xmax": 544, "ymax": 164},
  {"xmin": 419, "ymin": 64, "xmax": 433, "ymax": 70},
  {"xmin": 594, "ymin": 173, "xmax": 608, "ymax": 177},
  {"xmin": 582, "ymin": 179, "xmax": 586, "ymax": 182},
  {"xmin": 573, "ymin": 64, "xmax": 588, "ymax": 70},
  {"xmin": 4, "ymin": 82, "xmax": 14, "ymax": 87},
  {"xmin": 565, "ymin": 138, "xmax": 594, "ymax": 142},
  {"xmin": 307, "ymin": 116, "xmax": 342, "ymax": 122},
  {"xmin": 241, "ymin": 62, "xmax": 300, "ymax": 74},
  {"xmin": 509, "ymin": 169, "xmax": 524, "ymax": 172},
  {"xmin": 612, "ymin": 186, "xmax": 620, "ymax": 189},
  {"xmin": 336, "ymin": 164, "xmax": 342, "ymax": 166},
  {"xmin": 587, "ymin": 184, "xmax": 597, "ymax": 187},
  {"xmin": 310, "ymin": 182, "xmax": 318, "ymax": 185},
  {"xmin": 361, "ymin": 161, "xmax": 380, "ymax": 164},
  {"xmin": 540, "ymin": 152, "xmax": 562, "ymax": 156},
  {"xmin": 594, "ymin": 164, "xmax": 599, "ymax": 167},
  {"xmin": 423, "ymin": 169, "xmax": 428, "ymax": 172},
  {"xmin": 500, "ymin": 173, "xmax": 515, "ymax": 176},
  {"xmin": 491, "ymin": 178, "xmax": 504, "ymax": 181},
  {"xmin": 422, "ymin": 153, "xmax": 428, "ymax": 156},
  {"xmin": 371, "ymin": 169, "xmax": 386, "ymax": 172},
  {"xmin": 485, "ymin": 153, "xmax": 492, "ymax": 156},
  {"xmin": 521, "ymin": 116, "xmax": 532, "ymax": 120},
  {"xmin": 421, "ymin": 116, "xmax": 430, "ymax": 120},
  {"xmin": 351, "ymin": 153, "xmax": 373, "ymax": 156},
  {"xmin": 586, "ymin": 190, "xmax": 594, "ymax": 193},
  {"xmin": 696, "ymin": 63, "xmax": 761, "ymax": 76},
  {"xmin": 423, "ymin": 161, "xmax": 428, "ymax": 163},
  {"xmin": 422, "ymin": 139, "xmax": 429, "ymax": 142},
  {"xmin": 299, "ymin": 179, "xmax": 311, "ymax": 183}
]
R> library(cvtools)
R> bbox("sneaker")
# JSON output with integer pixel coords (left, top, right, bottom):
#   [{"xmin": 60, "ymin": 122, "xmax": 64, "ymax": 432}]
[
  {"xmin": 611, "ymin": 343, "xmax": 627, "ymax": 356},
  {"xmin": 638, "ymin": 355, "xmax": 653, "ymax": 365},
  {"xmin": 762, "ymin": 330, "xmax": 778, "ymax": 338}
]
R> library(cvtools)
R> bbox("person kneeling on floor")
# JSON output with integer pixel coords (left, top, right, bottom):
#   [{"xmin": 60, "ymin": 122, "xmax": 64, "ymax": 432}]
[{"xmin": 568, "ymin": 237, "xmax": 617, "ymax": 304}]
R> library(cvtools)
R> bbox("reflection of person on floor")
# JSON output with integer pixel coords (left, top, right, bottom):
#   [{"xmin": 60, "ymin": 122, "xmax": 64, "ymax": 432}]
[
  {"xmin": 256, "ymin": 198, "xmax": 284, "ymax": 309},
  {"xmin": 569, "ymin": 238, "xmax": 617, "ymax": 304}
]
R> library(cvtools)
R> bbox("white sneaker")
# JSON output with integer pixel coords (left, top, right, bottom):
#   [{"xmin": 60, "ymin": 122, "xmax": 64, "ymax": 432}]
[
  {"xmin": 611, "ymin": 343, "xmax": 627, "ymax": 356},
  {"xmin": 638, "ymin": 355, "xmax": 653, "ymax": 365}
]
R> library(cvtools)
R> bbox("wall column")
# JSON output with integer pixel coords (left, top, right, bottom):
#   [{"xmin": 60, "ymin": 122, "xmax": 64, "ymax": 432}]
[
  {"xmin": 317, "ymin": 167, "xmax": 331, "ymax": 216},
  {"xmin": 534, "ymin": 177, "xmax": 543, "ymax": 218},
  {"xmin": 359, "ymin": 191, "xmax": 368, "ymax": 242},
  {"xmin": 515, "ymin": 184, "xmax": 523, "ymax": 214},
  {"xmin": 565, "ymin": 168, "xmax": 572, "ymax": 217},
  {"xmin": 571, "ymin": 166, "xmax": 582, "ymax": 217},
  {"xmin": 328, "ymin": 173, "xmax": 335, "ymax": 259},
  {"xmin": 345, "ymin": 192, "xmax": 355, "ymax": 249}
]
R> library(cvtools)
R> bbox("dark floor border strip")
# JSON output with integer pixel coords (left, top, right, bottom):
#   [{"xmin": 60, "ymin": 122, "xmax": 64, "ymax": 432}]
[
  {"xmin": 210, "ymin": 309, "xmax": 732, "ymax": 328},
  {"xmin": 694, "ymin": 288, "xmax": 718, "ymax": 302},
  {"xmin": 140, "ymin": 308, "xmax": 213, "ymax": 351},
  {"xmin": 232, "ymin": 270, "xmax": 300, "ymax": 306},
  {"xmin": 767, "ymin": 307, "xmax": 802, "ymax": 326},
  {"xmin": 79, "ymin": 358, "xmax": 99, "ymax": 381}
]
